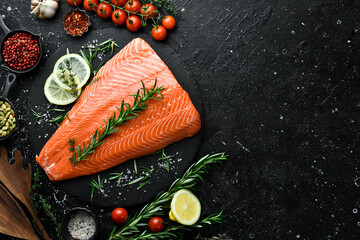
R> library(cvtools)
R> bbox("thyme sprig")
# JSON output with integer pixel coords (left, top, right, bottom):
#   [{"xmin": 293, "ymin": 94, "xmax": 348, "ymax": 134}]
[
  {"xmin": 80, "ymin": 38, "xmax": 119, "ymax": 75},
  {"xmin": 108, "ymin": 153, "xmax": 227, "ymax": 240},
  {"xmin": 69, "ymin": 80, "xmax": 165, "ymax": 166},
  {"xmin": 30, "ymin": 168, "xmax": 62, "ymax": 239}
]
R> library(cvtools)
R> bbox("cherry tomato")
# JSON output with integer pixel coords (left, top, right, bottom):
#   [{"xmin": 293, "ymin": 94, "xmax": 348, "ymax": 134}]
[
  {"xmin": 140, "ymin": 4, "xmax": 157, "ymax": 19},
  {"xmin": 151, "ymin": 26, "xmax": 167, "ymax": 41},
  {"xmin": 97, "ymin": 2, "xmax": 113, "ymax": 19},
  {"xmin": 111, "ymin": 0, "xmax": 126, "ymax": 7},
  {"xmin": 66, "ymin": 0, "xmax": 83, "ymax": 7},
  {"xmin": 111, "ymin": 208, "xmax": 128, "ymax": 224},
  {"xmin": 148, "ymin": 216, "xmax": 164, "ymax": 232},
  {"xmin": 83, "ymin": 0, "xmax": 99, "ymax": 12},
  {"xmin": 162, "ymin": 16, "xmax": 176, "ymax": 30},
  {"xmin": 124, "ymin": 0, "xmax": 141, "ymax": 15},
  {"xmin": 112, "ymin": 9, "xmax": 127, "ymax": 26},
  {"xmin": 126, "ymin": 15, "xmax": 141, "ymax": 32}
]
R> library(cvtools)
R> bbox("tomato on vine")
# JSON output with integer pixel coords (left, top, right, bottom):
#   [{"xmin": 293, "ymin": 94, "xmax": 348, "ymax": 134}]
[
  {"xmin": 66, "ymin": 0, "xmax": 83, "ymax": 7},
  {"xmin": 151, "ymin": 26, "xmax": 167, "ymax": 41},
  {"xmin": 162, "ymin": 16, "xmax": 176, "ymax": 30},
  {"xmin": 126, "ymin": 15, "xmax": 142, "ymax": 32},
  {"xmin": 112, "ymin": 9, "xmax": 127, "ymax": 26},
  {"xmin": 124, "ymin": 0, "xmax": 141, "ymax": 15},
  {"xmin": 111, "ymin": 0, "xmax": 127, "ymax": 7},
  {"xmin": 140, "ymin": 4, "xmax": 157, "ymax": 19},
  {"xmin": 97, "ymin": 2, "xmax": 113, "ymax": 19},
  {"xmin": 148, "ymin": 216, "xmax": 164, "ymax": 232},
  {"xmin": 83, "ymin": 0, "xmax": 98, "ymax": 12}
]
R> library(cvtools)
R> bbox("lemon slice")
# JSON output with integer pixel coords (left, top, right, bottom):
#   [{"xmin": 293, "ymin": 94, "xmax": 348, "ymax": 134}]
[
  {"xmin": 44, "ymin": 73, "xmax": 81, "ymax": 105},
  {"xmin": 170, "ymin": 189, "xmax": 201, "ymax": 225},
  {"xmin": 53, "ymin": 53, "xmax": 90, "ymax": 90}
]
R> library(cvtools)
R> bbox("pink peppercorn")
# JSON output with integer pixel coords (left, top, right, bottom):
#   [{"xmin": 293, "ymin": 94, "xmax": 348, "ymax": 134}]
[{"xmin": 2, "ymin": 32, "xmax": 40, "ymax": 71}]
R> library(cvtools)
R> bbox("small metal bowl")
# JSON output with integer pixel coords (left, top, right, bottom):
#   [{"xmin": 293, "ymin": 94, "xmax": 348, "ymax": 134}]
[
  {"xmin": 63, "ymin": 9, "xmax": 91, "ymax": 37},
  {"xmin": 0, "ymin": 73, "xmax": 18, "ymax": 142},
  {"xmin": 0, "ymin": 16, "xmax": 42, "ymax": 74},
  {"xmin": 61, "ymin": 207, "xmax": 99, "ymax": 240}
]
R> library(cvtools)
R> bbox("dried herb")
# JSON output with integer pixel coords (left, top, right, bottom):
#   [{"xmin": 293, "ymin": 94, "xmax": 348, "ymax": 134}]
[
  {"xmin": 69, "ymin": 80, "xmax": 165, "ymax": 166},
  {"xmin": 108, "ymin": 153, "xmax": 227, "ymax": 239},
  {"xmin": 63, "ymin": 9, "xmax": 90, "ymax": 36}
]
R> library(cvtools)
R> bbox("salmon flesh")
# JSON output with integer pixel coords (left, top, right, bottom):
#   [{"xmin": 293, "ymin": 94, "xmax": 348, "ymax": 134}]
[{"xmin": 36, "ymin": 38, "xmax": 201, "ymax": 181}]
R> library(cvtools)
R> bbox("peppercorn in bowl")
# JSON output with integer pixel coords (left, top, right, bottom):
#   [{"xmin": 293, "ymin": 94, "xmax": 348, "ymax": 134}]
[{"xmin": 1, "ymin": 30, "xmax": 42, "ymax": 73}]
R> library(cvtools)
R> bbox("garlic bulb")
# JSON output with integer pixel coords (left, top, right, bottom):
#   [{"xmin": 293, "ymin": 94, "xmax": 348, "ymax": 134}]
[{"xmin": 31, "ymin": 0, "xmax": 59, "ymax": 19}]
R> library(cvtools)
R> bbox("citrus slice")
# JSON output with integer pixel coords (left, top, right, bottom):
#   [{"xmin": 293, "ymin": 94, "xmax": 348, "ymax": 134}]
[
  {"xmin": 44, "ymin": 73, "xmax": 80, "ymax": 105},
  {"xmin": 53, "ymin": 53, "xmax": 90, "ymax": 90},
  {"xmin": 170, "ymin": 189, "xmax": 201, "ymax": 225}
]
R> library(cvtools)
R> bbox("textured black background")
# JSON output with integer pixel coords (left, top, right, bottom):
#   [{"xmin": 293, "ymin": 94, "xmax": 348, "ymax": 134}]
[{"xmin": 1, "ymin": 0, "xmax": 360, "ymax": 239}]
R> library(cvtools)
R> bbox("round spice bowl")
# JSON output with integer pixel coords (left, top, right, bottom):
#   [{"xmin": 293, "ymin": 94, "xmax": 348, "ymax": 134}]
[
  {"xmin": 61, "ymin": 207, "xmax": 99, "ymax": 240},
  {"xmin": 63, "ymin": 9, "xmax": 91, "ymax": 37},
  {"xmin": 0, "ymin": 15, "xmax": 43, "ymax": 74},
  {"xmin": 0, "ymin": 73, "xmax": 18, "ymax": 142}
]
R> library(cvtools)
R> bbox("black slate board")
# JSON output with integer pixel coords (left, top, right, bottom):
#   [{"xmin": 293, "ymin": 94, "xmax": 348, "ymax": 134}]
[{"xmin": 28, "ymin": 29, "xmax": 202, "ymax": 207}]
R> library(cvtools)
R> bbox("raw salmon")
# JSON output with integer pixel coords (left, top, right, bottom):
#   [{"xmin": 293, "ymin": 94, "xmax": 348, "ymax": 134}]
[{"xmin": 36, "ymin": 38, "xmax": 201, "ymax": 181}]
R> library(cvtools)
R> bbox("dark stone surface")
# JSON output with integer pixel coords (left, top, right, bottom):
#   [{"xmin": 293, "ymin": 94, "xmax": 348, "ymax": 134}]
[{"xmin": 0, "ymin": 0, "xmax": 359, "ymax": 239}]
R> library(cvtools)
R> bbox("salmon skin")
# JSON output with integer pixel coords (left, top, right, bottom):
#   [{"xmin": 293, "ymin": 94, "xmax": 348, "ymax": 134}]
[{"xmin": 36, "ymin": 38, "xmax": 201, "ymax": 181}]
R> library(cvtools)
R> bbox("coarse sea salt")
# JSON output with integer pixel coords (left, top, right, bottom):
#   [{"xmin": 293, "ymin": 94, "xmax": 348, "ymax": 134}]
[{"xmin": 67, "ymin": 211, "xmax": 96, "ymax": 240}]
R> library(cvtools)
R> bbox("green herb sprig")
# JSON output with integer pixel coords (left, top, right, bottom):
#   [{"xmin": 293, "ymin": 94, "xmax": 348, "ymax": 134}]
[
  {"xmin": 49, "ymin": 112, "xmax": 70, "ymax": 126},
  {"xmin": 30, "ymin": 168, "xmax": 62, "ymax": 239},
  {"xmin": 80, "ymin": 38, "xmax": 119, "ymax": 75},
  {"xmin": 69, "ymin": 80, "xmax": 165, "ymax": 166},
  {"xmin": 124, "ymin": 166, "xmax": 153, "ymax": 190},
  {"xmin": 31, "ymin": 109, "xmax": 44, "ymax": 126},
  {"xmin": 88, "ymin": 175, "xmax": 106, "ymax": 199},
  {"xmin": 157, "ymin": 149, "xmax": 173, "ymax": 172},
  {"xmin": 109, "ymin": 172, "xmax": 124, "ymax": 186},
  {"xmin": 108, "ymin": 153, "xmax": 227, "ymax": 239}
]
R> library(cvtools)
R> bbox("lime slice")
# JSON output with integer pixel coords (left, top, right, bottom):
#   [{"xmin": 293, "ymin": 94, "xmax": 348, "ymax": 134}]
[
  {"xmin": 44, "ymin": 73, "xmax": 81, "ymax": 105},
  {"xmin": 170, "ymin": 189, "xmax": 201, "ymax": 225},
  {"xmin": 53, "ymin": 53, "xmax": 90, "ymax": 90}
]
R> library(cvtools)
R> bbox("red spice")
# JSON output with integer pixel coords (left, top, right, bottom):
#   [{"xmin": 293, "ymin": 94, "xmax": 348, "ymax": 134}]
[
  {"xmin": 64, "ymin": 9, "xmax": 90, "ymax": 36},
  {"xmin": 2, "ymin": 32, "xmax": 40, "ymax": 71}
]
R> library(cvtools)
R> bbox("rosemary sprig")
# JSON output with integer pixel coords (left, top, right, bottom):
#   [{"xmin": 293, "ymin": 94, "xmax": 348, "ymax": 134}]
[
  {"xmin": 124, "ymin": 167, "xmax": 153, "ymax": 189},
  {"xmin": 49, "ymin": 112, "xmax": 70, "ymax": 126},
  {"xmin": 69, "ymin": 80, "xmax": 165, "ymax": 166},
  {"xmin": 88, "ymin": 175, "xmax": 106, "ymax": 199},
  {"xmin": 109, "ymin": 172, "xmax": 124, "ymax": 186},
  {"xmin": 80, "ymin": 38, "xmax": 119, "ymax": 75},
  {"xmin": 31, "ymin": 109, "xmax": 43, "ymax": 126},
  {"xmin": 108, "ymin": 153, "xmax": 227, "ymax": 239},
  {"xmin": 157, "ymin": 149, "xmax": 173, "ymax": 172}
]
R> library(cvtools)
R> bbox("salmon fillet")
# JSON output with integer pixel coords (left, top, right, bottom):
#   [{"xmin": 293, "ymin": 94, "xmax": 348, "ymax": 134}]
[{"xmin": 36, "ymin": 38, "xmax": 201, "ymax": 181}]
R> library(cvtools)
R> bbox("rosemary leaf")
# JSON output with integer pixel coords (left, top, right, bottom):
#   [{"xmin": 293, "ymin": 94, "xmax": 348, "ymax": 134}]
[{"xmin": 109, "ymin": 172, "xmax": 123, "ymax": 186}]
